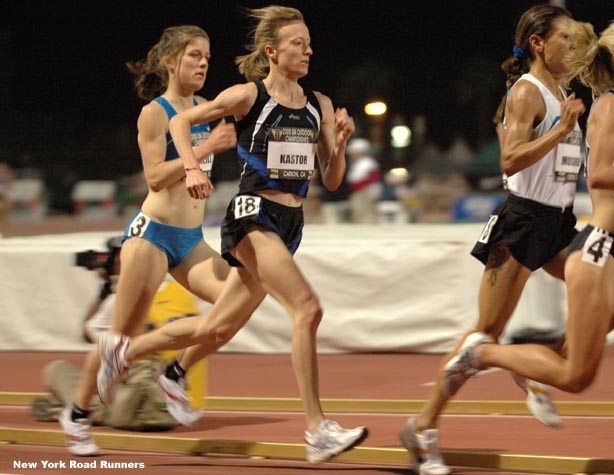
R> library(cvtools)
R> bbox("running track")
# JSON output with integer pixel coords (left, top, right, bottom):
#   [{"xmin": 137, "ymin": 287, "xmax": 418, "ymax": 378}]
[{"xmin": 1, "ymin": 350, "xmax": 613, "ymax": 474}]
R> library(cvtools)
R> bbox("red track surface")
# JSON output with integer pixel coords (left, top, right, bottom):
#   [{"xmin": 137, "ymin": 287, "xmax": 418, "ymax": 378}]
[{"xmin": 1, "ymin": 350, "xmax": 613, "ymax": 474}]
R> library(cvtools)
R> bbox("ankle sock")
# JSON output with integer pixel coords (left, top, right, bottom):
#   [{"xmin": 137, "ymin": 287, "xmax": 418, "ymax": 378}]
[
  {"xmin": 70, "ymin": 405, "xmax": 91, "ymax": 422},
  {"xmin": 165, "ymin": 360, "xmax": 186, "ymax": 382}
]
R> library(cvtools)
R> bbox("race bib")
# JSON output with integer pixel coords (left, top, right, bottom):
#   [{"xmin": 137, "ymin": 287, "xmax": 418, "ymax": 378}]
[
  {"xmin": 267, "ymin": 127, "xmax": 317, "ymax": 180},
  {"xmin": 478, "ymin": 215, "xmax": 498, "ymax": 244},
  {"xmin": 581, "ymin": 227, "xmax": 613, "ymax": 268},
  {"xmin": 199, "ymin": 154, "xmax": 214, "ymax": 177},
  {"xmin": 192, "ymin": 130, "xmax": 214, "ymax": 177},
  {"xmin": 554, "ymin": 130, "xmax": 582, "ymax": 183},
  {"xmin": 128, "ymin": 212, "xmax": 151, "ymax": 238},
  {"xmin": 234, "ymin": 195, "xmax": 262, "ymax": 220}
]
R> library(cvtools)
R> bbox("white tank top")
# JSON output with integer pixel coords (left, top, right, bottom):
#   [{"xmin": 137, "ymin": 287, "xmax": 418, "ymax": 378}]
[{"xmin": 504, "ymin": 74, "xmax": 582, "ymax": 208}]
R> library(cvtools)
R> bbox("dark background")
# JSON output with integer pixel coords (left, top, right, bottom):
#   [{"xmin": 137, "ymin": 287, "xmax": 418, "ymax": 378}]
[{"xmin": 1, "ymin": 1, "xmax": 612, "ymax": 187}]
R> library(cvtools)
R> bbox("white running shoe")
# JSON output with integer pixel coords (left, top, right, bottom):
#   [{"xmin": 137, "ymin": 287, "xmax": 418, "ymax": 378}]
[
  {"xmin": 399, "ymin": 418, "xmax": 450, "ymax": 475},
  {"xmin": 97, "ymin": 332, "xmax": 130, "ymax": 406},
  {"xmin": 304, "ymin": 419, "xmax": 368, "ymax": 464},
  {"xmin": 441, "ymin": 331, "xmax": 493, "ymax": 397},
  {"xmin": 156, "ymin": 372, "xmax": 201, "ymax": 427},
  {"xmin": 512, "ymin": 373, "xmax": 561, "ymax": 428},
  {"xmin": 59, "ymin": 406, "xmax": 99, "ymax": 456}
]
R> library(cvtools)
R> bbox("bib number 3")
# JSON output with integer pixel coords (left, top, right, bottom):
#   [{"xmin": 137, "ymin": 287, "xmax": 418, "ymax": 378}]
[
  {"xmin": 582, "ymin": 227, "xmax": 613, "ymax": 268},
  {"xmin": 129, "ymin": 212, "xmax": 151, "ymax": 237},
  {"xmin": 234, "ymin": 195, "xmax": 261, "ymax": 220}
]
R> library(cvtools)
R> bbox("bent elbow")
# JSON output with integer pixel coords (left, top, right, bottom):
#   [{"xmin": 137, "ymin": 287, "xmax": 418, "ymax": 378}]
[
  {"xmin": 146, "ymin": 175, "xmax": 164, "ymax": 192},
  {"xmin": 587, "ymin": 174, "xmax": 611, "ymax": 190},
  {"xmin": 500, "ymin": 156, "xmax": 516, "ymax": 177},
  {"xmin": 149, "ymin": 182, "xmax": 163, "ymax": 193},
  {"xmin": 326, "ymin": 181, "xmax": 340, "ymax": 192},
  {"xmin": 322, "ymin": 176, "xmax": 342, "ymax": 192}
]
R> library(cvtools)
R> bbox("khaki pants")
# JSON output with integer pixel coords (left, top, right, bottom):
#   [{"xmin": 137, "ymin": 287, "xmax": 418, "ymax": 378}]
[{"xmin": 43, "ymin": 359, "xmax": 177, "ymax": 431}]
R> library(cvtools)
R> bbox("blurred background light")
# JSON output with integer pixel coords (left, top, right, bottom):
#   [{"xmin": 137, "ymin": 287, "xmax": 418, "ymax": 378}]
[
  {"xmin": 390, "ymin": 125, "xmax": 411, "ymax": 148},
  {"xmin": 364, "ymin": 101, "xmax": 387, "ymax": 116}
]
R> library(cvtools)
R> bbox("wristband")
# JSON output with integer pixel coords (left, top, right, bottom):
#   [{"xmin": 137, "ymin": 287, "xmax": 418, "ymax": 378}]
[{"xmin": 184, "ymin": 167, "xmax": 200, "ymax": 172}]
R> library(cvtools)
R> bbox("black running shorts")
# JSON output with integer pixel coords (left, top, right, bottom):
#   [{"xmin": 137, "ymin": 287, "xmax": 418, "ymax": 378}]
[
  {"xmin": 471, "ymin": 194, "xmax": 577, "ymax": 271},
  {"xmin": 220, "ymin": 193, "xmax": 304, "ymax": 267}
]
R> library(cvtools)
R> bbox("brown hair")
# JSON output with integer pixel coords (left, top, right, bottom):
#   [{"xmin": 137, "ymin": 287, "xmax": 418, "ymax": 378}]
[
  {"xmin": 568, "ymin": 22, "xmax": 614, "ymax": 97},
  {"xmin": 495, "ymin": 5, "xmax": 572, "ymax": 125},
  {"xmin": 127, "ymin": 25, "xmax": 210, "ymax": 101},
  {"xmin": 235, "ymin": 5, "xmax": 304, "ymax": 81}
]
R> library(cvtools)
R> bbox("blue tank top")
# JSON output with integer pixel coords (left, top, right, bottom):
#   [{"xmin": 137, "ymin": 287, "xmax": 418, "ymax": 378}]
[
  {"xmin": 153, "ymin": 97, "xmax": 213, "ymax": 175},
  {"xmin": 236, "ymin": 80, "xmax": 322, "ymax": 198}
]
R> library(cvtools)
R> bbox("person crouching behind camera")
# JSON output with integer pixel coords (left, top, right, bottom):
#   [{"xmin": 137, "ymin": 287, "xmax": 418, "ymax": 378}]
[{"xmin": 32, "ymin": 237, "xmax": 205, "ymax": 431}]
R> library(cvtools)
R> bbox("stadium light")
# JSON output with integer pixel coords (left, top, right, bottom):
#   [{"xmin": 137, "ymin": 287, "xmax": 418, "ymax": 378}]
[
  {"xmin": 391, "ymin": 125, "xmax": 411, "ymax": 148},
  {"xmin": 364, "ymin": 101, "xmax": 387, "ymax": 116}
]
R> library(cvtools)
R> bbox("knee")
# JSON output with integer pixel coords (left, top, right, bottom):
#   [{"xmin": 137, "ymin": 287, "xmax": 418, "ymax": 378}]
[
  {"xmin": 194, "ymin": 317, "xmax": 244, "ymax": 347},
  {"xmin": 210, "ymin": 325, "xmax": 235, "ymax": 346},
  {"xmin": 295, "ymin": 295, "xmax": 323, "ymax": 332},
  {"xmin": 559, "ymin": 370, "xmax": 596, "ymax": 393}
]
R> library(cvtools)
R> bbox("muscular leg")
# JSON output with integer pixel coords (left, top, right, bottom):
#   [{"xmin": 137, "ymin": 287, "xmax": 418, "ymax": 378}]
[
  {"xmin": 415, "ymin": 245, "xmax": 531, "ymax": 431},
  {"xmin": 171, "ymin": 239, "xmax": 230, "ymax": 304},
  {"xmin": 73, "ymin": 239, "xmax": 168, "ymax": 410},
  {"xmin": 125, "ymin": 266, "xmax": 266, "ymax": 360},
  {"xmin": 126, "ymin": 228, "xmax": 326, "ymax": 430},
  {"xmin": 481, "ymin": 254, "xmax": 614, "ymax": 392},
  {"xmin": 231, "ymin": 228, "xmax": 325, "ymax": 431}
]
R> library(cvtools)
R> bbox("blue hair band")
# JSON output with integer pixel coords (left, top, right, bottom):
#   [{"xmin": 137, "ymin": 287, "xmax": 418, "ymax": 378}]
[{"xmin": 513, "ymin": 45, "xmax": 527, "ymax": 60}]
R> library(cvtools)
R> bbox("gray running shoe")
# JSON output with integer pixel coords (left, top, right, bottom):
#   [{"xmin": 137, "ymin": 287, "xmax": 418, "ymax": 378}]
[
  {"xmin": 512, "ymin": 373, "xmax": 561, "ymax": 428},
  {"xmin": 97, "ymin": 332, "xmax": 130, "ymax": 406},
  {"xmin": 399, "ymin": 418, "xmax": 450, "ymax": 475},
  {"xmin": 304, "ymin": 419, "xmax": 368, "ymax": 464},
  {"xmin": 441, "ymin": 331, "xmax": 493, "ymax": 397}
]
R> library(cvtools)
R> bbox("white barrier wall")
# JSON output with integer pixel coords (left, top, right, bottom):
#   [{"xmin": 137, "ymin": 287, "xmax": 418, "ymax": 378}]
[{"xmin": 0, "ymin": 224, "xmax": 571, "ymax": 354}]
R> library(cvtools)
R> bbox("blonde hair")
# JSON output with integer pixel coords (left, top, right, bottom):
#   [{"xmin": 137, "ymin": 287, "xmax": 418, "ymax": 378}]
[
  {"xmin": 569, "ymin": 21, "xmax": 614, "ymax": 96},
  {"xmin": 127, "ymin": 25, "xmax": 210, "ymax": 101},
  {"xmin": 235, "ymin": 6, "xmax": 304, "ymax": 81}
]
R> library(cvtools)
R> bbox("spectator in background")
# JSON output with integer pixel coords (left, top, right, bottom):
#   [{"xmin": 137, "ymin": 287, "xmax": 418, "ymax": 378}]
[
  {"xmin": 14, "ymin": 152, "xmax": 41, "ymax": 180},
  {"xmin": 314, "ymin": 167, "xmax": 351, "ymax": 223},
  {"xmin": 346, "ymin": 138, "xmax": 382, "ymax": 223},
  {"xmin": 0, "ymin": 161, "xmax": 14, "ymax": 235}
]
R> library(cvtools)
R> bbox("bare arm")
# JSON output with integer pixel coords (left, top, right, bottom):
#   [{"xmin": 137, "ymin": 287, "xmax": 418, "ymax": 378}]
[
  {"xmin": 137, "ymin": 103, "xmax": 187, "ymax": 192},
  {"xmin": 501, "ymin": 82, "xmax": 585, "ymax": 176},
  {"xmin": 169, "ymin": 83, "xmax": 256, "ymax": 199},
  {"xmin": 587, "ymin": 95, "xmax": 614, "ymax": 189},
  {"xmin": 314, "ymin": 92, "xmax": 355, "ymax": 191}
]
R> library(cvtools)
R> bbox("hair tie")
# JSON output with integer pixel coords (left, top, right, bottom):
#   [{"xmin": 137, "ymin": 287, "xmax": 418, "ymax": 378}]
[{"xmin": 513, "ymin": 45, "xmax": 527, "ymax": 60}]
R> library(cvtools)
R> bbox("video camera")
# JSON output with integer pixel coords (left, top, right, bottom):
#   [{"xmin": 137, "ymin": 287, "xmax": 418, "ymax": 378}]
[{"xmin": 74, "ymin": 236, "xmax": 123, "ymax": 275}]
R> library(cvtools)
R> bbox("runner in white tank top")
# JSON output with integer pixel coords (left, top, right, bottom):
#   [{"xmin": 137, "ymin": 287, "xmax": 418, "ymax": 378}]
[
  {"xmin": 461, "ymin": 19, "xmax": 614, "ymax": 429},
  {"xmin": 403, "ymin": 7, "xmax": 586, "ymax": 475},
  {"xmin": 505, "ymin": 73, "xmax": 582, "ymax": 208}
]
